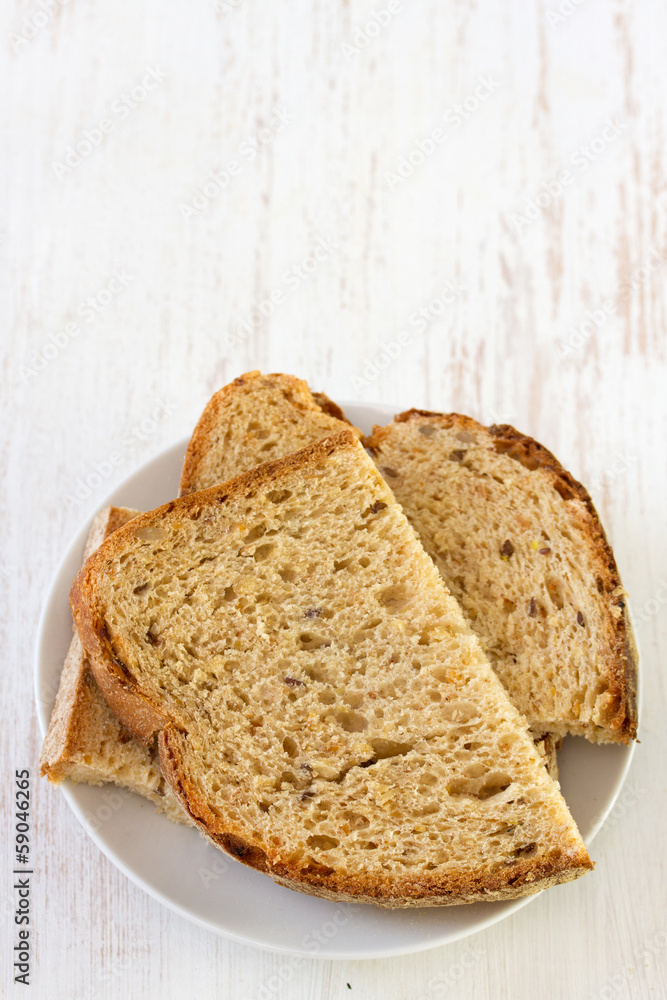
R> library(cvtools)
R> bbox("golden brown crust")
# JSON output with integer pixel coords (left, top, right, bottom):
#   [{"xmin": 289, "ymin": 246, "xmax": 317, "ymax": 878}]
[
  {"xmin": 366, "ymin": 410, "xmax": 638, "ymax": 744},
  {"xmin": 310, "ymin": 391, "xmax": 350, "ymax": 424},
  {"xmin": 70, "ymin": 431, "xmax": 592, "ymax": 905},
  {"xmin": 179, "ymin": 371, "xmax": 358, "ymax": 496},
  {"xmin": 159, "ymin": 716, "xmax": 591, "ymax": 906}
]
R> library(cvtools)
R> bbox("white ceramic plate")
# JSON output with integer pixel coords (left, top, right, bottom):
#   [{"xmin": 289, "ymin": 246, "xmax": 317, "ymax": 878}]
[{"xmin": 35, "ymin": 402, "xmax": 637, "ymax": 959}]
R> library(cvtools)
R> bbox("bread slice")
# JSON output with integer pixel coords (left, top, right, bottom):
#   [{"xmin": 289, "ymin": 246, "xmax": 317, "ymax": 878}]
[
  {"xmin": 179, "ymin": 370, "xmax": 357, "ymax": 495},
  {"xmin": 39, "ymin": 506, "xmax": 188, "ymax": 824},
  {"xmin": 365, "ymin": 412, "xmax": 638, "ymax": 744},
  {"xmin": 71, "ymin": 430, "xmax": 592, "ymax": 906},
  {"xmin": 40, "ymin": 373, "xmax": 354, "ymax": 817}
]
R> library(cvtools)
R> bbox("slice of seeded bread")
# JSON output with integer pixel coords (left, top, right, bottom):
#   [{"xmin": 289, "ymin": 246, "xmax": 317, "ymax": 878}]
[
  {"xmin": 40, "ymin": 373, "xmax": 357, "ymax": 817},
  {"xmin": 365, "ymin": 412, "xmax": 638, "ymax": 744},
  {"xmin": 179, "ymin": 370, "xmax": 357, "ymax": 495},
  {"xmin": 71, "ymin": 431, "xmax": 592, "ymax": 906},
  {"xmin": 39, "ymin": 506, "xmax": 188, "ymax": 824}
]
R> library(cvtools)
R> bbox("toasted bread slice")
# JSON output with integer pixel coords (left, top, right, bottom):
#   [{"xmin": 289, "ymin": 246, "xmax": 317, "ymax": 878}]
[
  {"xmin": 365, "ymin": 412, "xmax": 638, "ymax": 744},
  {"xmin": 180, "ymin": 370, "xmax": 357, "ymax": 495},
  {"xmin": 71, "ymin": 431, "xmax": 591, "ymax": 906},
  {"xmin": 39, "ymin": 506, "xmax": 188, "ymax": 824}
]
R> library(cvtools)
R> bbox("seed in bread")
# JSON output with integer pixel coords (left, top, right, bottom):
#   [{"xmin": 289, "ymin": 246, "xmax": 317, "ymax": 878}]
[
  {"xmin": 71, "ymin": 431, "xmax": 592, "ymax": 906},
  {"xmin": 365, "ymin": 411, "xmax": 637, "ymax": 744}
]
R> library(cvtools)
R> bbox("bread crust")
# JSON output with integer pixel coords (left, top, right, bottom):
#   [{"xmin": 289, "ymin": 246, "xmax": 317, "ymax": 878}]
[
  {"xmin": 71, "ymin": 431, "xmax": 592, "ymax": 906},
  {"xmin": 157, "ymin": 725, "xmax": 591, "ymax": 907},
  {"xmin": 366, "ymin": 410, "xmax": 638, "ymax": 744},
  {"xmin": 179, "ymin": 371, "xmax": 358, "ymax": 496},
  {"xmin": 40, "ymin": 506, "xmax": 141, "ymax": 780}
]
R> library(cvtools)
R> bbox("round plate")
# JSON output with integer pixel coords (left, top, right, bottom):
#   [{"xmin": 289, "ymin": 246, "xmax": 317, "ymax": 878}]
[{"xmin": 35, "ymin": 402, "xmax": 637, "ymax": 959}]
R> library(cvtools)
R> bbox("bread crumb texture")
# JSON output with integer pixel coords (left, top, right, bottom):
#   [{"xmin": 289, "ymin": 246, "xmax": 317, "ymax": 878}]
[
  {"xmin": 74, "ymin": 433, "xmax": 590, "ymax": 905},
  {"xmin": 179, "ymin": 370, "xmax": 355, "ymax": 494},
  {"xmin": 365, "ymin": 412, "xmax": 636, "ymax": 744}
]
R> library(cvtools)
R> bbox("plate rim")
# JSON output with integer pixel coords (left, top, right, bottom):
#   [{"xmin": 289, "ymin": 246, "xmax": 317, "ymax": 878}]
[{"xmin": 34, "ymin": 410, "xmax": 639, "ymax": 959}]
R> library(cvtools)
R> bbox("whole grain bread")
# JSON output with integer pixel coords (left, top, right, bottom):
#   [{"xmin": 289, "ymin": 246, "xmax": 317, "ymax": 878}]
[
  {"xmin": 39, "ymin": 506, "xmax": 188, "ymax": 823},
  {"xmin": 365, "ymin": 411, "xmax": 638, "ymax": 744},
  {"xmin": 71, "ymin": 431, "xmax": 591, "ymax": 906},
  {"xmin": 180, "ymin": 370, "xmax": 357, "ymax": 495},
  {"xmin": 40, "ymin": 373, "xmax": 356, "ymax": 817}
]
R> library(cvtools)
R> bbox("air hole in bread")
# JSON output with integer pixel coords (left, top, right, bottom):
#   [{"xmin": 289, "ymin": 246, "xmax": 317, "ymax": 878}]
[
  {"xmin": 378, "ymin": 583, "xmax": 412, "ymax": 613},
  {"xmin": 243, "ymin": 524, "xmax": 266, "ymax": 544},
  {"xmin": 267, "ymin": 489, "xmax": 292, "ymax": 503},
  {"xmin": 336, "ymin": 710, "xmax": 368, "ymax": 733},
  {"xmin": 416, "ymin": 802, "xmax": 439, "ymax": 816},
  {"xmin": 275, "ymin": 770, "xmax": 297, "ymax": 789},
  {"xmin": 369, "ymin": 738, "xmax": 413, "ymax": 759},
  {"xmin": 303, "ymin": 860, "xmax": 335, "ymax": 876},
  {"xmin": 440, "ymin": 702, "xmax": 478, "ymax": 723},
  {"xmin": 298, "ymin": 632, "xmax": 331, "ymax": 650},
  {"xmin": 307, "ymin": 835, "xmax": 340, "ymax": 851},
  {"xmin": 344, "ymin": 691, "xmax": 364, "ymax": 709},
  {"xmin": 545, "ymin": 575, "xmax": 566, "ymax": 610}
]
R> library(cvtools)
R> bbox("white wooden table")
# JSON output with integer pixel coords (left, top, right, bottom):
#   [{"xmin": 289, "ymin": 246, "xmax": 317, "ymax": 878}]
[{"xmin": 3, "ymin": 0, "xmax": 666, "ymax": 996}]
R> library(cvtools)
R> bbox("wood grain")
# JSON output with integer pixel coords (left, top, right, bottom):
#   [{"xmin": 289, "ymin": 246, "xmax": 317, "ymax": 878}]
[{"xmin": 2, "ymin": 0, "xmax": 666, "ymax": 997}]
